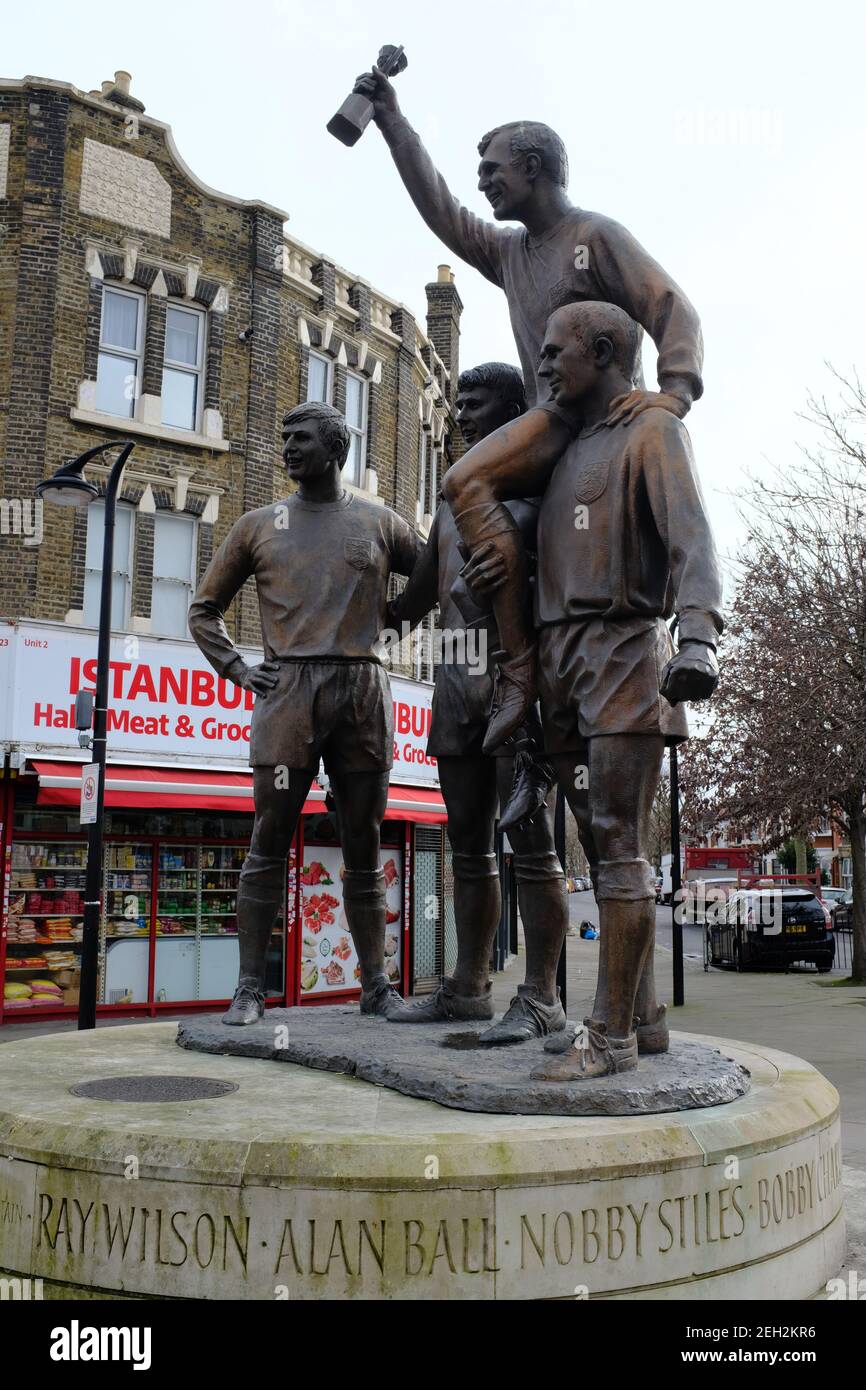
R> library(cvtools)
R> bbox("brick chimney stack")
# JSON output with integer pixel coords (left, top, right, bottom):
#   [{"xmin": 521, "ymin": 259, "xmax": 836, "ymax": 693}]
[{"xmin": 425, "ymin": 264, "xmax": 463, "ymax": 401}]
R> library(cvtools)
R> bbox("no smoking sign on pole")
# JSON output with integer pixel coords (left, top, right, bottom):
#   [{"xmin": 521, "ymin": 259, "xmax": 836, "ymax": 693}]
[{"xmin": 80, "ymin": 764, "xmax": 99, "ymax": 825}]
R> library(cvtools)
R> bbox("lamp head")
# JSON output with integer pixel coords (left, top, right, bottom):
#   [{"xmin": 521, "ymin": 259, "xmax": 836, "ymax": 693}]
[
  {"xmin": 36, "ymin": 474, "xmax": 100, "ymax": 508},
  {"xmin": 35, "ymin": 440, "xmax": 134, "ymax": 509}
]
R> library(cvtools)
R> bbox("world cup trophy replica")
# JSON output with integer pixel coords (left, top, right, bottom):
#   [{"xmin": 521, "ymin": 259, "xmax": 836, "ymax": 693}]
[{"xmin": 327, "ymin": 43, "xmax": 407, "ymax": 147}]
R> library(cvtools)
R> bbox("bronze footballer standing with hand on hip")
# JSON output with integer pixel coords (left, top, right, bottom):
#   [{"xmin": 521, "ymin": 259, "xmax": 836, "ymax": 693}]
[{"xmin": 189, "ymin": 402, "xmax": 422, "ymax": 1025}]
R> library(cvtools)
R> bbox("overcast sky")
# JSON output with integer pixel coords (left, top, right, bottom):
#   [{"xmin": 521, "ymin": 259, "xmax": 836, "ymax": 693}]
[{"xmin": 5, "ymin": 0, "xmax": 866, "ymax": 580}]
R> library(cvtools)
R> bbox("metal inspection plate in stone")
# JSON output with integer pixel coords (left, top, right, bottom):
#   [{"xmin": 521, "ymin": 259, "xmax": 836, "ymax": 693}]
[{"xmin": 70, "ymin": 1074, "xmax": 239, "ymax": 1103}]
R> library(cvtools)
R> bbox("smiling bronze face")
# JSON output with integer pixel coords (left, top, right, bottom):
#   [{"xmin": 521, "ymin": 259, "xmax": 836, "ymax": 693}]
[
  {"xmin": 538, "ymin": 310, "xmax": 598, "ymax": 411},
  {"xmin": 476, "ymin": 130, "xmax": 536, "ymax": 222},
  {"xmin": 282, "ymin": 421, "xmax": 331, "ymax": 480}
]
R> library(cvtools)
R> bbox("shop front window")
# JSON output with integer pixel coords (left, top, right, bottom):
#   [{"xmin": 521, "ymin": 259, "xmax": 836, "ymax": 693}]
[
  {"xmin": 412, "ymin": 824, "xmax": 443, "ymax": 991},
  {"xmin": 2, "ymin": 808, "xmax": 285, "ymax": 1016},
  {"xmin": 103, "ymin": 842, "xmax": 152, "ymax": 1004},
  {"xmin": 5, "ymin": 836, "xmax": 87, "ymax": 1014},
  {"xmin": 299, "ymin": 824, "xmax": 404, "ymax": 998}
]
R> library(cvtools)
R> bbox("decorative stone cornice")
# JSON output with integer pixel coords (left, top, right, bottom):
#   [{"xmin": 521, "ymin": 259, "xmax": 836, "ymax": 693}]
[
  {"xmin": 85, "ymin": 460, "xmax": 224, "ymax": 519},
  {"xmin": 83, "ymin": 239, "xmax": 230, "ymax": 311}
]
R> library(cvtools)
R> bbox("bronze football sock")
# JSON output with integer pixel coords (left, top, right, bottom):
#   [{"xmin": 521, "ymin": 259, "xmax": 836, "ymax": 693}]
[
  {"xmin": 590, "ymin": 896, "xmax": 655, "ymax": 1039},
  {"xmin": 514, "ymin": 855, "xmax": 568, "ymax": 1005},
  {"xmin": 342, "ymin": 868, "xmax": 388, "ymax": 991},
  {"xmin": 450, "ymin": 851, "xmax": 501, "ymax": 998},
  {"xmin": 236, "ymin": 852, "xmax": 285, "ymax": 986}
]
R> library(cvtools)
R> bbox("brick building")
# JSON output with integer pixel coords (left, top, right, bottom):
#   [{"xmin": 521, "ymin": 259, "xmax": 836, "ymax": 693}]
[
  {"xmin": 0, "ymin": 70, "xmax": 467, "ymax": 1020},
  {"xmin": 0, "ymin": 68, "xmax": 461, "ymax": 650}
]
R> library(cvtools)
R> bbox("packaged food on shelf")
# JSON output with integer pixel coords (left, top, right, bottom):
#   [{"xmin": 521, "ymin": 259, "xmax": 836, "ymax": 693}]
[
  {"xmin": 45, "ymin": 951, "xmax": 79, "ymax": 968},
  {"xmin": 4, "ymin": 982, "xmax": 32, "ymax": 999},
  {"xmin": 6, "ymin": 918, "xmax": 39, "ymax": 943}
]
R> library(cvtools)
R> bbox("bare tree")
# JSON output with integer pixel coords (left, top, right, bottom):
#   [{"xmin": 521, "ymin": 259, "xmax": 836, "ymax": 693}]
[
  {"xmin": 564, "ymin": 809, "xmax": 589, "ymax": 879},
  {"xmin": 648, "ymin": 761, "xmax": 672, "ymax": 870},
  {"xmin": 681, "ymin": 372, "xmax": 866, "ymax": 981}
]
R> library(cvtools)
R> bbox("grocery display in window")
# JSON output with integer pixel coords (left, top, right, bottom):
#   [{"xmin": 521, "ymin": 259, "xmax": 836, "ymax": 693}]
[
  {"xmin": 299, "ymin": 845, "xmax": 402, "ymax": 996},
  {"xmin": 5, "ymin": 839, "xmax": 85, "ymax": 1012}
]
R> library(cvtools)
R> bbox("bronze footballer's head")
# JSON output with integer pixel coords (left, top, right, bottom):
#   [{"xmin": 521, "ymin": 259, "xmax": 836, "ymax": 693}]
[
  {"xmin": 539, "ymin": 302, "xmax": 643, "ymax": 411},
  {"xmin": 477, "ymin": 122, "xmax": 568, "ymax": 222},
  {"xmin": 456, "ymin": 361, "xmax": 526, "ymax": 447},
  {"xmin": 282, "ymin": 402, "xmax": 350, "ymax": 481}
]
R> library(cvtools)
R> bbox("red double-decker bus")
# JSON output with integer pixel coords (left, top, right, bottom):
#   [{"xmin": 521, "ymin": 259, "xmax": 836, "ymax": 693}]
[
  {"xmin": 660, "ymin": 844, "xmax": 762, "ymax": 909},
  {"xmin": 664, "ymin": 845, "xmax": 763, "ymax": 922}
]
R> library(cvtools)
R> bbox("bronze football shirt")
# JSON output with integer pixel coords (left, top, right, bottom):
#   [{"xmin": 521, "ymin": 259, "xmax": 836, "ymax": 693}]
[
  {"xmin": 189, "ymin": 492, "xmax": 421, "ymax": 678},
  {"xmin": 382, "ymin": 113, "xmax": 703, "ymax": 408},
  {"xmin": 535, "ymin": 408, "xmax": 723, "ymax": 646}
]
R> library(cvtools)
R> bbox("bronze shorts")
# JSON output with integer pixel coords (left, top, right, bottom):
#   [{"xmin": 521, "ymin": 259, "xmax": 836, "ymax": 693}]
[
  {"xmin": 249, "ymin": 660, "xmax": 393, "ymax": 771},
  {"xmin": 537, "ymin": 616, "xmax": 689, "ymax": 750},
  {"xmin": 427, "ymin": 662, "xmax": 496, "ymax": 758},
  {"xmin": 427, "ymin": 664, "xmax": 543, "ymax": 758}
]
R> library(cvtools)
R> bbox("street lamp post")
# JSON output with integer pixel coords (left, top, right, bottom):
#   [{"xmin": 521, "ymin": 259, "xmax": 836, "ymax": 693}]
[
  {"xmin": 554, "ymin": 786, "xmax": 567, "ymax": 1012},
  {"xmin": 670, "ymin": 742, "xmax": 684, "ymax": 1007},
  {"xmin": 37, "ymin": 440, "xmax": 135, "ymax": 1030}
]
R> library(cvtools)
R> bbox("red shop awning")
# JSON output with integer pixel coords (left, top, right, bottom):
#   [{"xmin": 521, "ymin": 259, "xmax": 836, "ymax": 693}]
[
  {"xmin": 28, "ymin": 760, "xmax": 446, "ymax": 823},
  {"xmin": 379, "ymin": 784, "xmax": 448, "ymax": 824}
]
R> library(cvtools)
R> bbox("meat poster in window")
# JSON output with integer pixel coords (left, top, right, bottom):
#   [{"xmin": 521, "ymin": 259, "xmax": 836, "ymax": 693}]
[{"xmin": 299, "ymin": 847, "xmax": 402, "ymax": 994}]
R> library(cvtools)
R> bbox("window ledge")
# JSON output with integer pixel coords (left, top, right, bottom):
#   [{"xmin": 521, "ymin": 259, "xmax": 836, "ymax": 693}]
[{"xmin": 70, "ymin": 402, "xmax": 230, "ymax": 452}]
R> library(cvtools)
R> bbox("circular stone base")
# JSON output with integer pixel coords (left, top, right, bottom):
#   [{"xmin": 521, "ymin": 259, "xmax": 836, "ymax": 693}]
[
  {"xmin": 177, "ymin": 1008, "xmax": 750, "ymax": 1116},
  {"xmin": 0, "ymin": 1025, "xmax": 845, "ymax": 1301}
]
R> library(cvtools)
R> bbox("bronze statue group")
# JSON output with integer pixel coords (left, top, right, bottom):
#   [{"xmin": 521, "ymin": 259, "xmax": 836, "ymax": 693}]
[{"xmin": 189, "ymin": 65, "xmax": 723, "ymax": 1082}]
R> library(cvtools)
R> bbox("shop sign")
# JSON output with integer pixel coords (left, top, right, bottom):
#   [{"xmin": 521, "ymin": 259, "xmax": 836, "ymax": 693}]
[{"xmin": 0, "ymin": 621, "xmax": 439, "ymax": 787}]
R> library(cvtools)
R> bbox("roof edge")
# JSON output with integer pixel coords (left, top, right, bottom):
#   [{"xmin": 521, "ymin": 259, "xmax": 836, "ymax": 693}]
[{"xmin": 0, "ymin": 76, "xmax": 289, "ymax": 222}]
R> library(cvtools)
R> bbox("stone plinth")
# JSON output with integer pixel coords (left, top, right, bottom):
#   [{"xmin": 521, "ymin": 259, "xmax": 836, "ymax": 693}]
[{"xmin": 0, "ymin": 1023, "xmax": 845, "ymax": 1300}]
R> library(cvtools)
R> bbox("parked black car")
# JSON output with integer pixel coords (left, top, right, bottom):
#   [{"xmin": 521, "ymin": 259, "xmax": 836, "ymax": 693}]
[
  {"xmin": 831, "ymin": 890, "xmax": 854, "ymax": 933},
  {"xmin": 706, "ymin": 888, "xmax": 835, "ymax": 972}
]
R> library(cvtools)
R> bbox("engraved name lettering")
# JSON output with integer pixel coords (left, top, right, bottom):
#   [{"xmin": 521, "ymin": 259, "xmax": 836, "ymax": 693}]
[{"xmin": 36, "ymin": 1192, "xmax": 249, "ymax": 1273}]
